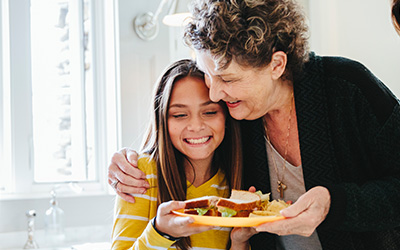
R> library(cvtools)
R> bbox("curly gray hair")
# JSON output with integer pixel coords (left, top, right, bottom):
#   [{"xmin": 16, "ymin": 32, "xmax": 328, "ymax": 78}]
[{"xmin": 184, "ymin": 0, "xmax": 310, "ymax": 80}]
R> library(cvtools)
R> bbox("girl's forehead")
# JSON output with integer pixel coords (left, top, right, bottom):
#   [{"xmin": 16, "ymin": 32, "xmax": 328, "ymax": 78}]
[{"xmin": 170, "ymin": 76, "xmax": 210, "ymax": 102}]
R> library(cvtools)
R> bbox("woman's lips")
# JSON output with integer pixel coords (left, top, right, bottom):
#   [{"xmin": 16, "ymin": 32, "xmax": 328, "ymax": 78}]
[{"xmin": 226, "ymin": 100, "xmax": 241, "ymax": 108}]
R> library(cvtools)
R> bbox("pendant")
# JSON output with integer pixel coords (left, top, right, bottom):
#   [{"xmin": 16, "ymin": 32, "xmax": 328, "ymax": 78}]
[{"xmin": 277, "ymin": 181, "xmax": 287, "ymax": 198}]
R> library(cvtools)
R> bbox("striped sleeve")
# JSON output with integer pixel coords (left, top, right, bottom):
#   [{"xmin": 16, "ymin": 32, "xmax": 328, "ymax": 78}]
[
  {"xmin": 111, "ymin": 155, "xmax": 175, "ymax": 250},
  {"xmin": 134, "ymin": 219, "xmax": 177, "ymax": 249}
]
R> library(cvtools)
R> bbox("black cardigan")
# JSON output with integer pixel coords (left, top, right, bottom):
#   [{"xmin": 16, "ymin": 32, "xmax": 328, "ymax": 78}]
[{"xmin": 241, "ymin": 53, "xmax": 400, "ymax": 249}]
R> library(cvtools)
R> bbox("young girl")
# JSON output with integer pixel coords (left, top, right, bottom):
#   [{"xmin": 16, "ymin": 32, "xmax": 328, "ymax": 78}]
[{"xmin": 111, "ymin": 59, "xmax": 243, "ymax": 250}]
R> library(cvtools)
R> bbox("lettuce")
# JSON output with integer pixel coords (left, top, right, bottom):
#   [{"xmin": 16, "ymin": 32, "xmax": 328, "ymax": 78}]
[
  {"xmin": 218, "ymin": 207, "xmax": 237, "ymax": 217},
  {"xmin": 255, "ymin": 191, "xmax": 270, "ymax": 202},
  {"xmin": 195, "ymin": 208, "xmax": 210, "ymax": 216}
]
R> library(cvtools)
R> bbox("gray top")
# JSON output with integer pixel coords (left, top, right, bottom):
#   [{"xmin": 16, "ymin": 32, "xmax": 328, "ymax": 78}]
[{"xmin": 266, "ymin": 138, "xmax": 323, "ymax": 250}]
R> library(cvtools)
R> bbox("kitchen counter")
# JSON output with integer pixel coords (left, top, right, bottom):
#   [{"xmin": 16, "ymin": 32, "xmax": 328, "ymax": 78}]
[{"xmin": 0, "ymin": 225, "xmax": 111, "ymax": 250}]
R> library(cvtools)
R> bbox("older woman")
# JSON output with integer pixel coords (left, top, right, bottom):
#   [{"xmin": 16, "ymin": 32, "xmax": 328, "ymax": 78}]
[{"xmin": 109, "ymin": 0, "xmax": 400, "ymax": 249}]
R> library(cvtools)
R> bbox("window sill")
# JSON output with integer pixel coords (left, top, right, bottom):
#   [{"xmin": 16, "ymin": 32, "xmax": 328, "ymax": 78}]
[
  {"xmin": 0, "ymin": 189, "xmax": 114, "ymax": 201},
  {"xmin": 0, "ymin": 181, "xmax": 115, "ymax": 201}
]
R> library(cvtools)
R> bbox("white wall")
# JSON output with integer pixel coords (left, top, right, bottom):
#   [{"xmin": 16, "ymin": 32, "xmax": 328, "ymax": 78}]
[
  {"xmin": 118, "ymin": 0, "xmax": 175, "ymax": 150},
  {"xmin": 308, "ymin": 0, "xmax": 400, "ymax": 96}
]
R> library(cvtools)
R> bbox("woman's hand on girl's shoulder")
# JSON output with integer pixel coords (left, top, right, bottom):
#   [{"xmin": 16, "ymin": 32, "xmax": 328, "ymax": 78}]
[{"xmin": 108, "ymin": 147, "xmax": 150, "ymax": 203}]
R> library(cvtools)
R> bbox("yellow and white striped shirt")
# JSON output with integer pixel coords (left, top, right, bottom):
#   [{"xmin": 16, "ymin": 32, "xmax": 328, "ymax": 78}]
[{"xmin": 111, "ymin": 154, "xmax": 231, "ymax": 250}]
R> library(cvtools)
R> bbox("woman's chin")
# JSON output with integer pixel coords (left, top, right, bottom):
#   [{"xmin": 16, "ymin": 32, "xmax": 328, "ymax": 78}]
[{"xmin": 229, "ymin": 110, "xmax": 261, "ymax": 121}]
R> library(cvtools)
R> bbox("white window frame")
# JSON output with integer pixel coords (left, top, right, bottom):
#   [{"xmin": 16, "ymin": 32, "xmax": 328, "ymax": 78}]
[{"xmin": 0, "ymin": 0, "xmax": 120, "ymax": 199}]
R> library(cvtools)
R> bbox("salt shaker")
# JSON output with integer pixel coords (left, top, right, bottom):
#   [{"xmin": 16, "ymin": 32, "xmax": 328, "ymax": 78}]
[{"xmin": 23, "ymin": 210, "xmax": 39, "ymax": 249}]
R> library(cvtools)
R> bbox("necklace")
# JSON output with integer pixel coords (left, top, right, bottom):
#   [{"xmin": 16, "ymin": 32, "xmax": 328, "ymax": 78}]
[{"xmin": 264, "ymin": 93, "xmax": 294, "ymax": 199}]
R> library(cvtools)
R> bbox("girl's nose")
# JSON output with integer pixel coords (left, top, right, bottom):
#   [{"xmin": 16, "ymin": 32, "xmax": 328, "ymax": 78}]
[{"xmin": 187, "ymin": 115, "xmax": 205, "ymax": 131}]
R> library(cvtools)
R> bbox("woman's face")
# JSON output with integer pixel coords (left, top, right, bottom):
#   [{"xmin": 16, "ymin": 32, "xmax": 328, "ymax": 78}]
[
  {"xmin": 196, "ymin": 51, "xmax": 282, "ymax": 121},
  {"xmin": 168, "ymin": 76, "xmax": 226, "ymax": 164}
]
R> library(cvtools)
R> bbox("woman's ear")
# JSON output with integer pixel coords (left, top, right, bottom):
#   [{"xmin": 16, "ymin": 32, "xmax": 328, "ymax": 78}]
[{"xmin": 270, "ymin": 51, "xmax": 287, "ymax": 80}]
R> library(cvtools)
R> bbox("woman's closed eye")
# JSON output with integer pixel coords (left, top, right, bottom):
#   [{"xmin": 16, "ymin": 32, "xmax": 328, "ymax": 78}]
[
  {"xmin": 221, "ymin": 78, "xmax": 233, "ymax": 83},
  {"xmin": 220, "ymin": 76, "xmax": 236, "ymax": 83}
]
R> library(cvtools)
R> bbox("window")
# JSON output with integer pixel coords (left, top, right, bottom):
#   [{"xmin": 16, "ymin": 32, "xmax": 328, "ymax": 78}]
[
  {"xmin": 31, "ymin": 0, "xmax": 97, "ymax": 183},
  {"xmin": 0, "ymin": 0, "xmax": 119, "ymax": 196},
  {"xmin": 0, "ymin": 0, "xmax": 12, "ymax": 193}
]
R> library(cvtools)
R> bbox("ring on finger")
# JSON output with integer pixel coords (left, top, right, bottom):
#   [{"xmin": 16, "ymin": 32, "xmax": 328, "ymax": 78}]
[{"xmin": 111, "ymin": 179, "xmax": 119, "ymax": 190}]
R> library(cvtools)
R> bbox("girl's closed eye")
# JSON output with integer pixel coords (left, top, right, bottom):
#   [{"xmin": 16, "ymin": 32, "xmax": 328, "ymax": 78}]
[
  {"xmin": 204, "ymin": 111, "xmax": 218, "ymax": 116},
  {"xmin": 171, "ymin": 113, "xmax": 187, "ymax": 118}
]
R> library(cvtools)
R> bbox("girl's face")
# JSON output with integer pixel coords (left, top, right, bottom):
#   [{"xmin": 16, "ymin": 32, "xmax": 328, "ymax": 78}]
[{"xmin": 167, "ymin": 76, "xmax": 226, "ymax": 165}]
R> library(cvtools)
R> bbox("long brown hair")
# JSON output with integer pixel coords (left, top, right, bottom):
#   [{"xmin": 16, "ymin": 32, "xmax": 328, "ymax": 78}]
[{"xmin": 140, "ymin": 59, "xmax": 242, "ymax": 250}]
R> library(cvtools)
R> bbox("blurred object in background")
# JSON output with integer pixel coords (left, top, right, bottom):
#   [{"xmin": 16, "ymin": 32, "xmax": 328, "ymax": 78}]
[
  {"xmin": 45, "ymin": 187, "xmax": 66, "ymax": 247},
  {"xmin": 393, "ymin": 0, "xmax": 400, "ymax": 35},
  {"xmin": 23, "ymin": 210, "xmax": 39, "ymax": 249}
]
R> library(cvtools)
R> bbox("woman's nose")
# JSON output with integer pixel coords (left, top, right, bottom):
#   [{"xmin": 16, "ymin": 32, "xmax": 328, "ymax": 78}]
[{"xmin": 206, "ymin": 76, "xmax": 226, "ymax": 102}]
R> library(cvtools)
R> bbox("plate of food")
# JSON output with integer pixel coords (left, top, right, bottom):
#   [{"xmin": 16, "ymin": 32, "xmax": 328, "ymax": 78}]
[{"xmin": 172, "ymin": 190, "xmax": 290, "ymax": 227}]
